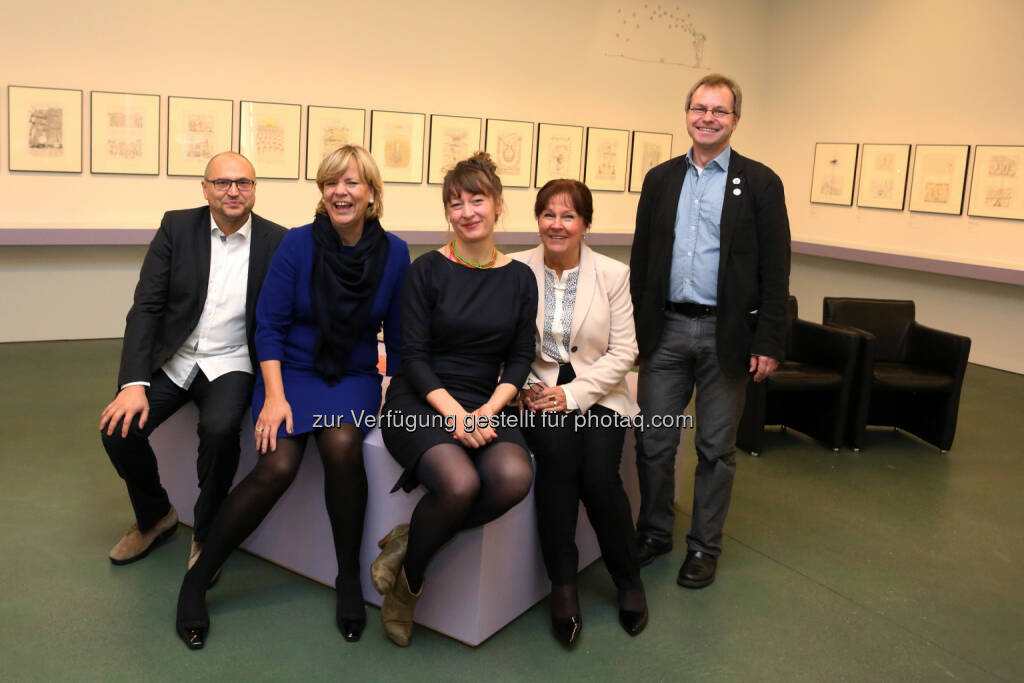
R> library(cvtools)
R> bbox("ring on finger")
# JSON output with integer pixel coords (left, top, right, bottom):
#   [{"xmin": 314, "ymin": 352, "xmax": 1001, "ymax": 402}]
[{"xmin": 255, "ymin": 426, "xmax": 264, "ymax": 433}]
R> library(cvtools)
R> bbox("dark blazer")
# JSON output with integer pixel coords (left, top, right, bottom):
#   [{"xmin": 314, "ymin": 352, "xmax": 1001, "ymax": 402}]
[
  {"xmin": 117, "ymin": 206, "xmax": 287, "ymax": 387},
  {"xmin": 630, "ymin": 150, "xmax": 791, "ymax": 377}
]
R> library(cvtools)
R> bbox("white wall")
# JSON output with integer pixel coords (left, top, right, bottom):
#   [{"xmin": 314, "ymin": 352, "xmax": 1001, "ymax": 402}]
[
  {"xmin": 0, "ymin": 0, "xmax": 774, "ymax": 341},
  {"xmin": 2, "ymin": 0, "xmax": 1022, "ymax": 375}
]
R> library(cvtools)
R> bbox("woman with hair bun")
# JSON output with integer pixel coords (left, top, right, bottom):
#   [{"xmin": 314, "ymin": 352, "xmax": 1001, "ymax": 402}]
[{"xmin": 372, "ymin": 152, "xmax": 538, "ymax": 647}]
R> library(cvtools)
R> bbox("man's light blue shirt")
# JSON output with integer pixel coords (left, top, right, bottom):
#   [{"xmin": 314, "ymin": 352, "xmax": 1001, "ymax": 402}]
[{"xmin": 668, "ymin": 146, "xmax": 731, "ymax": 306}]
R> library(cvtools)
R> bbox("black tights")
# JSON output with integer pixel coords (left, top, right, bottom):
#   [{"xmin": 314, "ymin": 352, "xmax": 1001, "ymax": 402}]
[
  {"xmin": 178, "ymin": 424, "xmax": 367, "ymax": 625},
  {"xmin": 402, "ymin": 441, "xmax": 533, "ymax": 593}
]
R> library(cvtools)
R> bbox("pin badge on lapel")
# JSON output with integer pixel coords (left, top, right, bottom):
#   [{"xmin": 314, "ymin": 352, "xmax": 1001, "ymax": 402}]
[
  {"xmin": 732, "ymin": 177, "xmax": 741, "ymax": 184},
  {"xmin": 733, "ymin": 188, "xmax": 742, "ymax": 196}
]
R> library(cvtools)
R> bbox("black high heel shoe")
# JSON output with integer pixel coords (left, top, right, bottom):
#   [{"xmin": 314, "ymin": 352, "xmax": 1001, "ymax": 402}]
[
  {"xmin": 336, "ymin": 576, "xmax": 367, "ymax": 643},
  {"xmin": 549, "ymin": 584, "xmax": 582, "ymax": 648},
  {"xmin": 176, "ymin": 570, "xmax": 210, "ymax": 650}
]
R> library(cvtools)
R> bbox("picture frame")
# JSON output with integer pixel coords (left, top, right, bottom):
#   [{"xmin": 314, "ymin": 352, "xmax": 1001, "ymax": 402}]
[
  {"xmin": 167, "ymin": 96, "xmax": 233, "ymax": 177},
  {"xmin": 485, "ymin": 118, "xmax": 533, "ymax": 188},
  {"xmin": 967, "ymin": 145, "xmax": 1024, "ymax": 221},
  {"xmin": 427, "ymin": 114, "xmax": 482, "ymax": 185},
  {"xmin": 7, "ymin": 85, "xmax": 82, "ymax": 173},
  {"xmin": 369, "ymin": 110, "xmax": 426, "ymax": 184},
  {"xmin": 89, "ymin": 91, "xmax": 160, "ymax": 175},
  {"xmin": 908, "ymin": 145, "xmax": 970, "ymax": 215},
  {"xmin": 856, "ymin": 143, "xmax": 911, "ymax": 211},
  {"xmin": 810, "ymin": 142, "xmax": 859, "ymax": 205},
  {"xmin": 239, "ymin": 100, "xmax": 301, "ymax": 180},
  {"xmin": 535, "ymin": 122, "xmax": 584, "ymax": 188},
  {"xmin": 584, "ymin": 127, "xmax": 629, "ymax": 192},
  {"xmin": 628, "ymin": 131, "xmax": 672, "ymax": 192},
  {"xmin": 305, "ymin": 105, "xmax": 366, "ymax": 180}
]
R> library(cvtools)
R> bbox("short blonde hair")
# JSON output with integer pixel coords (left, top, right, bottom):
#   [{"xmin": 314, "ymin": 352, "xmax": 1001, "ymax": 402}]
[{"xmin": 315, "ymin": 145, "xmax": 383, "ymax": 219}]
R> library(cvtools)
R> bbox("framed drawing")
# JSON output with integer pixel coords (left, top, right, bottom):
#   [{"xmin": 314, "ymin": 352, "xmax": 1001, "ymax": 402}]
[
  {"xmin": 810, "ymin": 142, "xmax": 858, "ymax": 205},
  {"xmin": 239, "ymin": 100, "xmax": 301, "ymax": 179},
  {"xmin": 584, "ymin": 127, "xmax": 629, "ymax": 192},
  {"xmin": 856, "ymin": 143, "xmax": 911, "ymax": 210},
  {"xmin": 485, "ymin": 118, "xmax": 533, "ymax": 188},
  {"xmin": 305, "ymin": 105, "xmax": 365, "ymax": 180},
  {"xmin": 908, "ymin": 145, "xmax": 969, "ymax": 215},
  {"xmin": 370, "ymin": 110, "xmax": 425, "ymax": 184},
  {"xmin": 629, "ymin": 131, "xmax": 672, "ymax": 192},
  {"xmin": 535, "ymin": 123, "xmax": 583, "ymax": 187},
  {"xmin": 90, "ymin": 91, "xmax": 160, "ymax": 175},
  {"xmin": 967, "ymin": 145, "xmax": 1024, "ymax": 221},
  {"xmin": 428, "ymin": 114, "xmax": 482, "ymax": 185},
  {"xmin": 7, "ymin": 85, "xmax": 82, "ymax": 173},
  {"xmin": 167, "ymin": 96, "xmax": 233, "ymax": 177}
]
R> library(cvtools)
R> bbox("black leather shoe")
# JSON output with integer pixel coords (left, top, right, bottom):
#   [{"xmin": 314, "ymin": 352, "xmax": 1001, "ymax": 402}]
[
  {"xmin": 551, "ymin": 613, "xmax": 582, "ymax": 648},
  {"xmin": 176, "ymin": 623, "xmax": 207, "ymax": 650},
  {"xmin": 618, "ymin": 606, "xmax": 648, "ymax": 636},
  {"xmin": 335, "ymin": 577, "xmax": 366, "ymax": 643},
  {"xmin": 677, "ymin": 550, "xmax": 717, "ymax": 589},
  {"xmin": 636, "ymin": 536, "xmax": 672, "ymax": 567}
]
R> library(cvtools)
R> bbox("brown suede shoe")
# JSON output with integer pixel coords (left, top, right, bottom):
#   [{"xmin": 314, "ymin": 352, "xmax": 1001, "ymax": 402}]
[
  {"xmin": 109, "ymin": 506, "xmax": 178, "ymax": 565},
  {"xmin": 187, "ymin": 537, "xmax": 222, "ymax": 588},
  {"xmin": 371, "ymin": 523, "xmax": 410, "ymax": 595},
  {"xmin": 381, "ymin": 568, "xmax": 421, "ymax": 647}
]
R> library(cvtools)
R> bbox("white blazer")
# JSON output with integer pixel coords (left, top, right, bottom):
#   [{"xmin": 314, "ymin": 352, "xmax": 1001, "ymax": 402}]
[{"xmin": 510, "ymin": 244, "xmax": 640, "ymax": 417}]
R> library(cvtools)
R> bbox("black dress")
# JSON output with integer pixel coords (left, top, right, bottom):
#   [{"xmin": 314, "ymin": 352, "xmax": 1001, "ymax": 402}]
[{"xmin": 381, "ymin": 250, "xmax": 538, "ymax": 491}]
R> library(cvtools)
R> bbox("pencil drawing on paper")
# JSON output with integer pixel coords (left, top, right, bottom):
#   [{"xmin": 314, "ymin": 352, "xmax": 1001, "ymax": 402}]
[
  {"xmin": 28, "ymin": 106, "xmax": 64, "ymax": 156},
  {"xmin": 384, "ymin": 124, "xmax": 412, "ymax": 169},
  {"xmin": 819, "ymin": 157, "xmax": 846, "ymax": 197},
  {"xmin": 182, "ymin": 113, "xmax": 215, "ymax": 160},
  {"xmin": 985, "ymin": 186, "xmax": 1013, "ymax": 208},
  {"xmin": 868, "ymin": 177, "xmax": 894, "ymax": 201},
  {"xmin": 640, "ymin": 143, "xmax": 662, "ymax": 175},
  {"xmin": 495, "ymin": 132, "xmax": 522, "ymax": 175},
  {"xmin": 105, "ymin": 108, "xmax": 145, "ymax": 160},
  {"xmin": 604, "ymin": 3, "xmax": 707, "ymax": 68},
  {"xmin": 924, "ymin": 182, "xmax": 951, "ymax": 203},
  {"xmin": 547, "ymin": 136, "xmax": 572, "ymax": 175},
  {"xmin": 255, "ymin": 118, "xmax": 286, "ymax": 160},
  {"xmin": 439, "ymin": 127, "xmax": 471, "ymax": 174},
  {"xmin": 320, "ymin": 122, "xmax": 353, "ymax": 160},
  {"xmin": 988, "ymin": 155, "xmax": 1017, "ymax": 177},
  {"xmin": 595, "ymin": 141, "xmax": 619, "ymax": 181}
]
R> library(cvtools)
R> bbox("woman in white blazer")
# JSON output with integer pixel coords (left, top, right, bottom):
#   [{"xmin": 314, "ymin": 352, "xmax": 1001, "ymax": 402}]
[{"xmin": 512, "ymin": 179, "xmax": 647, "ymax": 648}]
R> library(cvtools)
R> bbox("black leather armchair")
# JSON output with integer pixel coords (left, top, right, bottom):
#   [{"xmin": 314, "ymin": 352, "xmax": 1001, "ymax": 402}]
[
  {"xmin": 737, "ymin": 297, "xmax": 861, "ymax": 456},
  {"xmin": 822, "ymin": 298, "xmax": 971, "ymax": 452}
]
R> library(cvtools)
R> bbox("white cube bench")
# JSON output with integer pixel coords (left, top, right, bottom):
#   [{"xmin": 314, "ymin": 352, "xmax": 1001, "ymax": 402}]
[{"xmin": 150, "ymin": 374, "xmax": 679, "ymax": 646}]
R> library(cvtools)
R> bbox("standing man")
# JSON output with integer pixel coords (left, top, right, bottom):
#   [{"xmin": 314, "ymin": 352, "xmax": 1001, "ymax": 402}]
[
  {"xmin": 630, "ymin": 74, "xmax": 790, "ymax": 588},
  {"xmin": 100, "ymin": 151, "xmax": 286, "ymax": 571}
]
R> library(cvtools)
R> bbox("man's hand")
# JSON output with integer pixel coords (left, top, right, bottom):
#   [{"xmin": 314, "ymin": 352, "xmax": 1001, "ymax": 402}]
[
  {"xmin": 99, "ymin": 385, "xmax": 150, "ymax": 438},
  {"xmin": 749, "ymin": 355, "xmax": 779, "ymax": 383}
]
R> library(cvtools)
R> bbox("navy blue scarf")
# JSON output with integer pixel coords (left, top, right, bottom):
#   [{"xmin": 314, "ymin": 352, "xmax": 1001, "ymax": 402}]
[{"xmin": 309, "ymin": 213, "xmax": 390, "ymax": 385}]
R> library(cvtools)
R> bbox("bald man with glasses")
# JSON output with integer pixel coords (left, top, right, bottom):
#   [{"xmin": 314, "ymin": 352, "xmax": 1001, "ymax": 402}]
[{"xmin": 101, "ymin": 151, "xmax": 286, "ymax": 573}]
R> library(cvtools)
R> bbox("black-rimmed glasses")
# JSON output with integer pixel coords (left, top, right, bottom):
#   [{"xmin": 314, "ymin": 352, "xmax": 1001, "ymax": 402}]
[{"xmin": 205, "ymin": 178, "xmax": 256, "ymax": 192}]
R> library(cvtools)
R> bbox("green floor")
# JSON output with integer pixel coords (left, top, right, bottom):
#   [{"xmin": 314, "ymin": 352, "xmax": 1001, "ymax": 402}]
[{"xmin": 2, "ymin": 339, "xmax": 1021, "ymax": 681}]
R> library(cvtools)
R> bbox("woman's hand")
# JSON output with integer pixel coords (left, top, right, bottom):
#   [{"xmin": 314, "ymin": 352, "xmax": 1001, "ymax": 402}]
[
  {"xmin": 532, "ymin": 385, "xmax": 568, "ymax": 413},
  {"xmin": 254, "ymin": 394, "xmax": 293, "ymax": 454},
  {"xmin": 450, "ymin": 407, "xmax": 491, "ymax": 449},
  {"xmin": 521, "ymin": 382, "xmax": 547, "ymax": 412}
]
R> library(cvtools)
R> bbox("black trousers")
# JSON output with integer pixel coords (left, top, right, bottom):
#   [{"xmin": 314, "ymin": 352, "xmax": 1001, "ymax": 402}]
[
  {"xmin": 521, "ymin": 377, "xmax": 639, "ymax": 584},
  {"xmin": 101, "ymin": 369, "xmax": 252, "ymax": 542}
]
